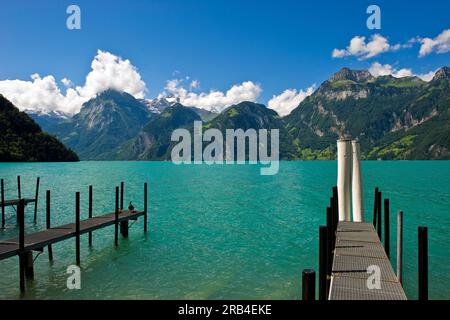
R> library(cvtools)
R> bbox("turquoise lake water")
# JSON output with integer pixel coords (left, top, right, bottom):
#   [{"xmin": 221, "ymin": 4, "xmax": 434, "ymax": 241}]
[{"xmin": 0, "ymin": 161, "xmax": 448, "ymax": 299}]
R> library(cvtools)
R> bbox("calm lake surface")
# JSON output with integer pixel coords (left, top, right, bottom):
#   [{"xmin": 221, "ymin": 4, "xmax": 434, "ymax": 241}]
[{"xmin": 0, "ymin": 161, "xmax": 449, "ymax": 299}]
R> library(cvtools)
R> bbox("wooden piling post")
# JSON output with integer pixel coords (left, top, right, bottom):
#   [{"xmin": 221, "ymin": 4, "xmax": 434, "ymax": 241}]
[
  {"xmin": 418, "ymin": 226, "xmax": 428, "ymax": 300},
  {"xmin": 17, "ymin": 175, "xmax": 21, "ymax": 199},
  {"xmin": 302, "ymin": 269, "xmax": 316, "ymax": 300},
  {"xmin": 319, "ymin": 226, "xmax": 328, "ymax": 301},
  {"xmin": 144, "ymin": 182, "xmax": 147, "ymax": 233},
  {"xmin": 397, "ymin": 211, "xmax": 403, "ymax": 284},
  {"xmin": 120, "ymin": 182, "xmax": 124, "ymax": 211},
  {"xmin": 75, "ymin": 192, "xmax": 80, "ymax": 266},
  {"xmin": 373, "ymin": 187, "xmax": 379, "ymax": 227},
  {"xmin": 46, "ymin": 190, "xmax": 53, "ymax": 261},
  {"xmin": 115, "ymin": 186, "xmax": 119, "ymax": 246},
  {"xmin": 18, "ymin": 199, "xmax": 25, "ymax": 292},
  {"xmin": 25, "ymin": 251, "xmax": 34, "ymax": 280},
  {"xmin": 120, "ymin": 221, "xmax": 129, "ymax": 237},
  {"xmin": 326, "ymin": 206, "xmax": 333, "ymax": 274},
  {"xmin": 1, "ymin": 178, "xmax": 5, "ymax": 228},
  {"xmin": 88, "ymin": 185, "xmax": 93, "ymax": 246},
  {"xmin": 384, "ymin": 198, "xmax": 390, "ymax": 258},
  {"xmin": 377, "ymin": 191, "xmax": 382, "ymax": 239},
  {"xmin": 332, "ymin": 186, "xmax": 338, "ymax": 234},
  {"xmin": 34, "ymin": 177, "xmax": 40, "ymax": 223}
]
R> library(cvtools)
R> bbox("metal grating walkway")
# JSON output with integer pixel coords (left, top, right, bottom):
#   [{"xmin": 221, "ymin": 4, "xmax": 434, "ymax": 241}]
[{"xmin": 329, "ymin": 221, "xmax": 407, "ymax": 300}]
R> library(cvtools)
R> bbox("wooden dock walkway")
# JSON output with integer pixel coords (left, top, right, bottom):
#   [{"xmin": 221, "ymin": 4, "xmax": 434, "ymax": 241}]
[
  {"xmin": 0, "ymin": 209, "xmax": 144, "ymax": 261},
  {"xmin": 329, "ymin": 221, "xmax": 407, "ymax": 300}
]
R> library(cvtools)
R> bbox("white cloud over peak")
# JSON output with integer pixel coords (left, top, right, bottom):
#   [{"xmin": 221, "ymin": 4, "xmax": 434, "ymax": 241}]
[
  {"xmin": 0, "ymin": 50, "xmax": 147, "ymax": 114},
  {"xmin": 332, "ymin": 34, "xmax": 408, "ymax": 60},
  {"xmin": 267, "ymin": 85, "xmax": 316, "ymax": 117},
  {"xmin": 163, "ymin": 78, "xmax": 262, "ymax": 112},
  {"xmin": 419, "ymin": 29, "xmax": 450, "ymax": 57},
  {"xmin": 368, "ymin": 62, "xmax": 437, "ymax": 81}
]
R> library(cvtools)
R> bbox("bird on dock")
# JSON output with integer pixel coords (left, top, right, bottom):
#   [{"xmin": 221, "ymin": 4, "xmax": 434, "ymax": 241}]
[{"xmin": 128, "ymin": 201, "xmax": 134, "ymax": 211}]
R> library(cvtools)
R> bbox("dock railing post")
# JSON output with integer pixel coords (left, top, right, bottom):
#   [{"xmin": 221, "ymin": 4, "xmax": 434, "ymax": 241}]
[
  {"xmin": 18, "ymin": 199, "xmax": 25, "ymax": 293},
  {"xmin": 88, "ymin": 185, "xmax": 93, "ymax": 246},
  {"xmin": 319, "ymin": 226, "xmax": 328, "ymax": 300},
  {"xmin": 46, "ymin": 190, "xmax": 53, "ymax": 261},
  {"xmin": 397, "ymin": 211, "xmax": 403, "ymax": 284},
  {"xmin": 373, "ymin": 187, "xmax": 378, "ymax": 227},
  {"xmin": 33, "ymin": 177, "xmax": 40, "ymax": 223},
  {"xmin": 302, "ymin": 269, "xmax": 316, "ymax": 300},
  {"xmin": 17, "ymin": 175, "xmax": 21, "ymax": 199},
  {"xmin": 75, "ymin": 192, "xmax": 80, "ymax": 266},
  {"xmin": 384, "ymin": 198, "xmax": 390, "ymax": 258},
  {"xmin": 144, "ymin": 182, "xmax": 148, "ymax": 233},
  {"xmin": 1, "ymin": 178, "xmax": 5, "ymax": 228},
  {"xmin": 115, "ymin": 186, "xmax": 119, "ymax": 246},
  {"xmin": 377, "ymin": 191, "xmax": 382, "ymax": 239},
  {"xmin": 120, "ymin": 182, "xmax": 124, "ymax": 211},
  {"xmin": 418, "ymin": 226, "xmax": 428, "ymax": 300}
]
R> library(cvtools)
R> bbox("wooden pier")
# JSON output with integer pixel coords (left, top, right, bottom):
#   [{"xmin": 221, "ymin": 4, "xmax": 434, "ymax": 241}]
[
  {"xmin": 0, "ymin": 181, "xmax": 148, "ymax": 293},
  {"xmin": 328, "ymin": 221, "xmax": 407, "ymax": 300}
]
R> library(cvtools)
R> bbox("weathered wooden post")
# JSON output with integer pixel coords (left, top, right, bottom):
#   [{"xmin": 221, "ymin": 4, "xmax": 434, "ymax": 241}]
[
  {"xmin": 17, "ymin": 175, "xmax": 21, "ymax": 199},
  {"xmin": 144, "ymin": 182, "xmax": 148, "ymax": 233},
  {"xmin": 46, "ymin": 190, "xmax": 53, "ymax": 261},
  {"xmin": 319, "ymin": 226, "xmax": 328, "ymax": 300},
  {"xmin": 397, "ymin": 211, "xmax": 403, "ymax": 284},
  {"xmin": 377, "ymin": 191, "xmax": 382, "ymax": 239},
  {"xmin": 326, "ymin": 206, "xmax": 333, "ymax": 274},
  {"xmin": 332, "ymin": 186, "xmax": 338, "ymax": 233},
  {"xmin": 18, "ymin": 199, "xmax": 25, "ymax": 292},
  {"xmin": 302, "ymin": 269, "xmax": 316, "ymax": 300},
  {"xmin": 88, "ymin": 185, "xmax": 93, "ymax": 246},
  {"xmin": 1, "ymin": 178, "xmax": 5, "ymax": 228},
  {"xmin": 384, "ymin": 198, "xmax": 390, "ymax": 258},
  {"xmin": 75, "ymin": 192, "xmax": 80, "ymax": 266},
  {"xmin": 25, "ymin": 251, "xmax": 34, "ymax": 280},
  {"xmin": 119, "ymin": 182, "xmax": 129, "ymax": 237},
  {"xmin": 418, "ymin": 226, "xmax": 428, "ymax": 300},
  {"xmin": 115, "ymin": 186, "xmax": 119, "ymax": 246},
  {"xmin": 33, "ymin": 177, "xmax": 40, "ymax": 223},
  {"xmin": 373, "ymin": 187, "xmax": 379, "ymax": 227},
  {"xmin": 120, "ymin": 182, "xmax": 124, "ymax": 211}
]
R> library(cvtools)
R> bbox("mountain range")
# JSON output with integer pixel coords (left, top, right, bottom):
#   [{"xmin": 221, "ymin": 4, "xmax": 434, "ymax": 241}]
[{"xmin": 27, "ymin": 66, "xmax": 450, "ymax": 160}]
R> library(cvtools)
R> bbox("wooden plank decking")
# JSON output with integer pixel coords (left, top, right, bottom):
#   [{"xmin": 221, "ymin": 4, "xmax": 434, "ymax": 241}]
[
  {"xmin": 1, "ymin": 198, "xmax": 36, "ymax": 207},
  {"xmin": 329, "ymin": 221, "xmax": 407, "ymax": 300},
  {"xmin": 0, "ymin": 210, "xmax": 144, "ymax": 261}
]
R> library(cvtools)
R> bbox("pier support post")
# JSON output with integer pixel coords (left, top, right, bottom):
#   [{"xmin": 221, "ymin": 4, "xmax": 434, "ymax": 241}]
[
  {"xmin": 373, "ymin": 187, "xmax": 379, "ymax": 227},
  {"xmin": 337, "ymin": 139, "xmax": 352, "ymax": 221},
  {"xmin": 88, "ymin": 185, "xmax": 93, "ymax": 246},
  {"xmin": 144, "ymin": 182, "xmax": 148, "ymax": 233},
  {"xmin": 397, "ymin": 211, "xmax": 403, "ymax": 284},
  {"xmin": 332, "ymin": 186, "xmax": 338, "ymax": 232},
  {"xmin": 25, "ymin": 251, "xmax": 34, "ymax": 280},
  {"xmin": 319, "ymin": 226, "xmax": 328, "ymax": 301},
  {"xmin": 115, "ymin": 186, "xmax": 119, "ymax": 246},
  {"xmin": 1, "ymin": 178, "xmax": 5, "ymax": 228},
  {"xmin": 326, "ymin": 206, "xmax": 333, "ymax": 277},
  {"xmin": 17, "ymin": 175, "xmax": 21, "ymax": 199},
  {"xmin": 34, "ymin": 177, "xmax": 40, "ymax": 223},
  {"xmin": 46, "ymin": 190, "xmax": 53, "ymax": 261},
  {"xmin": 351, "ymin": 140, "xmax": 364, "ymax": 222},
  {"xmin": 377, "ymin": 191, "xmax": 382, "ymax": 239},
  {"xmin": 120, "ymin": 221, "xmax": 129, "ymax": 237},
  {"xmin": 120, "ymin": 182, "xmax": 124, "ymax": 211},
  {"xmin": 75, "ymin": 192, "xmax": 80, "ymax": 266},
  {"xmin": 18, "ymin": 199, "xmax": 25, "ymax": 293},
  {"xmin": 418, "ymin": 226, "xmax": 428, "ymax": 300},
  {"xmin": 302, "ymin": 269, "xmax": 316, "ymax": 300},
  {"xmin": 384, "ymin": 199, "xmax": 390, "ymax": 258}
]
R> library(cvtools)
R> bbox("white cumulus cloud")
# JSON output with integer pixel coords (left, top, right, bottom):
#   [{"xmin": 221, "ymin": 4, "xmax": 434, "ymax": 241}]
[
  {"xmin": 267, "ymin": 85, "xmax": 316, "ymax": 117},
  {"xmin": 0, "ymin": 50, "xmax": 147, "ymax": 114},
  {"xmin": 368, "ymin": 62, "xmax": 437, "ymax": 81},
  {"xmin": 333, "ymin": 34, "xmax": 406, "ymax": 60},
  {"xmin": 419, "ymin": 29, "xmax": 450, "ymax": 57},
  {"xmin": 163, "ymin": 79, "xmax": 262, "ymax": 112}
]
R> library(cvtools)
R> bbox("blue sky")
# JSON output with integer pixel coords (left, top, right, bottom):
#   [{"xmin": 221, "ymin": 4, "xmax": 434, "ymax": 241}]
[{"xmin": 0, "ymin": 0, "xmax": 449, "ymax": 115}]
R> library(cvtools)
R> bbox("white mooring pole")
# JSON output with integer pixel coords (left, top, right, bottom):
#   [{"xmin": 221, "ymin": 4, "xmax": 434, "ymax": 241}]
[
  {"xmin": 351, "ymin": 140, "xmax": 364, "ymax": 222},
  {"xmin": 337, "ymin": 138, "xmax": 352, "ymax": 221}
]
